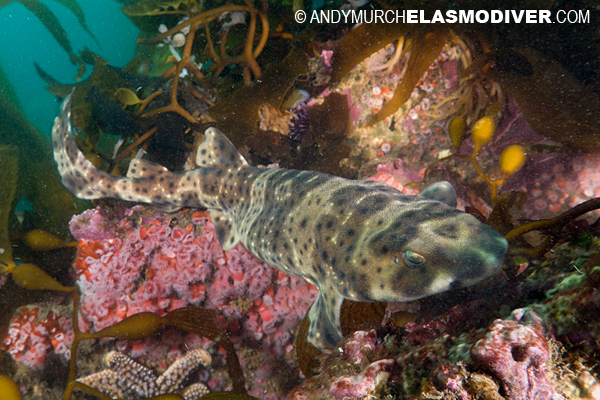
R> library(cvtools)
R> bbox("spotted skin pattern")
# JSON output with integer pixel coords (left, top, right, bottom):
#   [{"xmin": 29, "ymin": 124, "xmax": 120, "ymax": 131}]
[{"xmin": 53, "ymin": 93, "xmax": 508, "ymax": 350}]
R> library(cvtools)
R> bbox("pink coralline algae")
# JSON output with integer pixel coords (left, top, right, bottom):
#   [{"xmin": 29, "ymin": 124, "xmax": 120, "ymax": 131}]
[
  {"xmin": 70, "ymin": 204, "xmax": 318, "ymax": 368},
  {"xmin": 2, "ymin": 305, "xmax": 73, "ymax": 370},
  {"xmin": 470, "ymin": 308, "xmax": 564, "ymax": 400}
]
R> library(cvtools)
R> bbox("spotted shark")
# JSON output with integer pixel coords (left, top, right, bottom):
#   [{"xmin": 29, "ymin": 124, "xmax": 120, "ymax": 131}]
[{"xmin": 53, "ymin": 93, "xmax": 508, "ymax": 350}]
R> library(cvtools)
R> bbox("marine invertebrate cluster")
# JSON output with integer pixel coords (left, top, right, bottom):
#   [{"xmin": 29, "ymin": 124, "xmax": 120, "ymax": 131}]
[
  {"xmin": 71, "ymin": 206, "xmax": 317, "ymax": 353},
  {"xmin": 76, "ymin": 348, "xmax": 210, "ymax": 400},
  {"xmin": 470, "ymin": 309, "xmax": 564, "ymax": 400},
  {"xmin": 2, "ymin": 306, "xmax": 73, "ymax": 370},
  {"xmin": 341, "ymin": 38, "xmax": 480, "ymax": 169},
  {"xmin": 506, "ymin": 153, "xmax": 600, "ymax": 221}
]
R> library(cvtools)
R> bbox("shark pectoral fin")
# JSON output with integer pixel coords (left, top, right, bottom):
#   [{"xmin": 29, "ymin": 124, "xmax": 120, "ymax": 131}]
[
  {"xmin": 196, "ymin": 128, "xmax": 249, "ymax": 170},
  {"xmin": 208, "ymin": 210, "xmax": 239, "ymax": 250},
  {"xmin": 127, "ymin": 159, "xmax": 170, "ymax": 179},
  {"xmin": 418, "ymin": 181, "xmax": 457, "ymax": 208},
  {"xmin": 306, "ymin": 286, "xmax": 345, "ymax": 351}
]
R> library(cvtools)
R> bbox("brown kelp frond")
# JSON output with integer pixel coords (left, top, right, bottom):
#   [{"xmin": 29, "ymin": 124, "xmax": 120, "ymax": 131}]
[
  {"xmin": 136, "ymin": 0, "xmax": 270, "ymax": 84},
  {"xmin": 208, "ymin": 47, "xmax": 308, "ymax": 148},
  {"xmin": 52, "ymin": 0, "xmax": 100, "ymax": 46},
  {"xmin": 505, "ymin": 197, "xmax": 600, "ymax": 258},
  {"xmin": 364, "ymin": 26, "xmax": 450, "ymax": 127},
  {"xmin": 5, "ymin": 0, "xmax": 88, "ymax": 79},
  {"xmin": 0, "ymin": 145, "xmax": 18, "ymax": 269}
]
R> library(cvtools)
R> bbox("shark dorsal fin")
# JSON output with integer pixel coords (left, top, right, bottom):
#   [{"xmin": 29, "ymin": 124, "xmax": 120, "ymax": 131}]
[{"xmin": 196, "ymin": 128, "xmax": 249, "ymax": 170}]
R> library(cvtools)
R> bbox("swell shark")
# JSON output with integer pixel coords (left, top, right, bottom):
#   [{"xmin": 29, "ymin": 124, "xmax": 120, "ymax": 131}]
[{"xmin": 53, "ymin": 93, "xmax": 508, "ymax": 350}]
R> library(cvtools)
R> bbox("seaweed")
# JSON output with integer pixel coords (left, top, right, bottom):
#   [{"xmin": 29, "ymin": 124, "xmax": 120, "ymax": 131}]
[
  {"xmin": 135, "ymin": 0, "xmax": 272, "ymax": 84},
  {"xmin": 0, "ymin": 263, "xmax": 248, "ymax": 399},
  {"xmin": 330, "ymin": 21, "xmax": 409, "ymax": 85},
  {"xmin": 329, "ymin": 20, "xmax": 449, "ymax": 127},
  {"xmin": 0, "ymin": 65, "xmax": 20, "ymax": 110},
  {"xmin": 0, "ymin": 0, "xmax": 92, "ymax": 79},
  {"xmin": 505, "ymin": 197, "xmax": 600, "ymax": 259},
  {"xmin": 471, "ymin": 48, "xmax": 600, "ymax": 148},
  {"xmin": 366, "ymin": 26, "xmax": 450, "ymax": 126},
  {"xmin": 51, "ymin": 0, "xmax": 100, "ymax": 46},
  {"xmin": 86, "ymin": 86, "xmax": 145, "ymax": 138},
  {"xmin": 0, "ymin": 145, "xmax": 18, "ymax": 268},
  {"xmin": 0, "ymin": 86, "xmax": 89, "ymax": 238},
  {"xmin": 64, "ymin": 305, "xmax": 247, "ymax": 398},
  {"xmin": 208, "ymin": 46, "xmax": 308, "ymax": 148},
  {"xmin": 37, "ymin": 50, "xmax": 209, "ymax": 173}
]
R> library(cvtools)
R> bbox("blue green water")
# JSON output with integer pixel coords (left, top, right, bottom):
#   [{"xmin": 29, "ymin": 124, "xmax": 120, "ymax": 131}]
[{"xmin": 0, "ymin": 0, "xmax": 139, "ymax": 135}]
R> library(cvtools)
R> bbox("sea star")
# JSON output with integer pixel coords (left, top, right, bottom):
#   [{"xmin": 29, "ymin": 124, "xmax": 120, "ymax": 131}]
[{"xmin": 77, "ymin": 348, "xmax": 211, "ymax": 399}]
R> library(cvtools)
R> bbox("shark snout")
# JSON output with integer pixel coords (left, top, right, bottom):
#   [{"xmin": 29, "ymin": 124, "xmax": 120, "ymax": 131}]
[{"xmin": 454, "ymin": 224, "xmax": 508, "ymax": 286}]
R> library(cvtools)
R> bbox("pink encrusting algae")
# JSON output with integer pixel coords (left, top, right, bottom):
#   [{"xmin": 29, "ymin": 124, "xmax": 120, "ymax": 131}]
[{"xmin": 71, "ymin": 205, "xmax": 318, "ymax": 356}]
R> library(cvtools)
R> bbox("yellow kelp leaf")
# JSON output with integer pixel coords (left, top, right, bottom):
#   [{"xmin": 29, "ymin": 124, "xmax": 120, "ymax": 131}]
[
  {"xmin": 24, "ymin": 229, "xmax": 77, "ymax": 251},
  {"xmin": 0, "ymin": 375, "xmax": 21, "ymax": 400},
  {"xmin": 12, "ymin": 263, "xmax": 73, "ymax": 292},
  {"xmin": 500, "ymin": 144, "xmax": 527, "ymax": 176},
  {"xmin": 93, "ymin": 312, "xmax": 163, "ymax": 340},
  {"xmin": 448, "ymin": 116, "xmax": 467, "ymax": 149},
  {"xmin": 472, "ymin": 116, "xmax": 495, "ymax": 155}
]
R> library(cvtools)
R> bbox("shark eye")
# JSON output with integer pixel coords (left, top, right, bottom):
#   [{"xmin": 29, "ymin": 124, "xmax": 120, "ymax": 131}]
[{"xmin": 402, "ymin": 251, "xmax": 426, "ymax": 268}]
